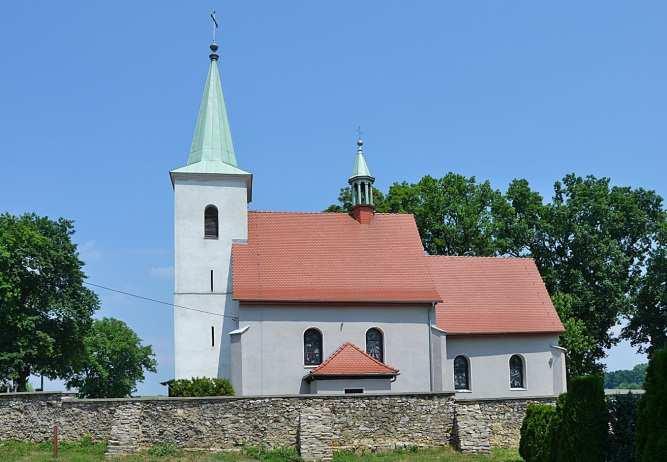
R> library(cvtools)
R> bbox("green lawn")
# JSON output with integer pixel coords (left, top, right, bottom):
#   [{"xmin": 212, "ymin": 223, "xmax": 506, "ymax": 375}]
[{"xmin": 0, "ymin": 441, "xmax": 521, "ymax": 462}]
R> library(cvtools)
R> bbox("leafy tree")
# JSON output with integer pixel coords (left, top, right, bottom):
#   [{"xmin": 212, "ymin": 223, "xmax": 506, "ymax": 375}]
[
  {"xmin": 533, "ymin": 175, "xmax": 664, "ymax": 372},
  {"xmin": 0, "ymin": 213, "xmax": 99, "ymax": 391},
  {"xmin": 635, "ymin": 347, "xmax": 667, "ymax": 462},
  {"xmin": 519, "ymin": 403, "xmax": 557, "ymax": 462},
  {"xmin": 623, "ymin": 227, "xmax": 667, "ymax": 355},
  {"xmin": 605, "ymin": 363, "xmax": 648, "ymax": 389},
  {"xmin": 552, "ymin": 375, "xmax": 608, "ymax": 462},
  {"xmin": 66, "ymin": 318, "xmax": 157, "ymax": 398}
]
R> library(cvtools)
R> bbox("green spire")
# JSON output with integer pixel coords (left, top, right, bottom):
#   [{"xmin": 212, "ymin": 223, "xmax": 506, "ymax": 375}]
[
  {"xmin": 350, "ymin": 138, "xmax": 373, "ymax": 179},
  {"xmin": 187, "ymin": 43, "xmax": 237, "ymax": 167}
]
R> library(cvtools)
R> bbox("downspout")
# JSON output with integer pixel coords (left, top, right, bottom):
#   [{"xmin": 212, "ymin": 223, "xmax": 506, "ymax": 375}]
[{"xmin": 428, "ymin": 303, "xmax": 434, "ymax": 392}]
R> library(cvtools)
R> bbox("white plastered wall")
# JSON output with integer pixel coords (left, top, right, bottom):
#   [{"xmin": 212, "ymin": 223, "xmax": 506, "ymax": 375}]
[
  {"xmin": 445, "ymin": 334, "xmax": 565, "ymax": 399},
  {"xmin": 173, "ymin": 174, "xmax": 247, "ymax": 380},
  {"xmin": 310, "ymin": 378, "xmax": 392, "ymax": 394},
  {"xmin": 234, "ymin": 304, "xmax": 434, "ymax": 395}
]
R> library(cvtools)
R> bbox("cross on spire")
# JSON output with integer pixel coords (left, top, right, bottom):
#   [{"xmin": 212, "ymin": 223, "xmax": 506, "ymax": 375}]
[{"xmin": 210, "ymin": 10, "xmax": 219, "ymax": 43}]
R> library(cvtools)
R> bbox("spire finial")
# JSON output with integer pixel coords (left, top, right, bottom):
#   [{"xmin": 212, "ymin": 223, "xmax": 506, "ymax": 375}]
[
  {"xmin": 209, "ymin": 10, "xmax": 220, "ymax": 61},
  {"xmin": 356, "ymin": 126, "xmax": 364, "ymax": 151}
]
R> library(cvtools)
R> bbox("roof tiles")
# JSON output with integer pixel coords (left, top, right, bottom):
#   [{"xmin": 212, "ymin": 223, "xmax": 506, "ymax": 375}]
[
  {"xmin": 427, "ymin": 256, "xmax": 564, "ymax": 335},
  {"xmin": 308, "ymin": 342, "xmax": 399, "ymax": 378},
  {"xmin": 232, "ymin": 212, "xmax": 441, "ymax": 303}
]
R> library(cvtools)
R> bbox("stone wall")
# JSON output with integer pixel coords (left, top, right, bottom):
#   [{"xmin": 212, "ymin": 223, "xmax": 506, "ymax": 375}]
[
  {"xmin": 0, "ymin": 392, "xmax": 552, "ymax": 459},
  {"xmin": 0, "ymin": 392, "xmax": 454, "ymax": 461},
  {"xmin": 454, "ymin": 397, "xmax": 556, "ymax": 453}
]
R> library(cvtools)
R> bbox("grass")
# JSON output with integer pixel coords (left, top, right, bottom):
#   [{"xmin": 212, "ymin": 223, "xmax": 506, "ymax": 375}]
[{"xmin": 0, "ymin": 441, "xmax": 521, "ymax": 462}]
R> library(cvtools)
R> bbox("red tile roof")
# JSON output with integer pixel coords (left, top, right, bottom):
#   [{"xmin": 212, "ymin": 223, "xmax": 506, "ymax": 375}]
[
  {"xmin": 307, "ymin": 342, "xmax": 399, "ymax": 379},
  {"xmin": 427, "ymin": 256, "xmax": 564, "ymax": 335},
  {"xmin": 232, "ymin": 212, "xmax": 441, "ymax": 303}
]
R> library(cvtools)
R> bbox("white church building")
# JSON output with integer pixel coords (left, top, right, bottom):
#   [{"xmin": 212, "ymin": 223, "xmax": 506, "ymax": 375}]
[{"xmin": 171, "ymin": 41, "xmax": 567, "ymax": 399}]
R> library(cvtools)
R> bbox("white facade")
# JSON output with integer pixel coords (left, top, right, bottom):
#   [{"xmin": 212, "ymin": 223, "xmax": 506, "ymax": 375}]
[
  {"xmin": 173, "ymin": 174, "xmax": 247, "ymax": 380},
  {"xmin": 446, "ymin": 334, "xmax": 567, "ymax": 399},
  {"xmin": 231, "ymin": 304, "xmax": 437, "ymax": 395}
]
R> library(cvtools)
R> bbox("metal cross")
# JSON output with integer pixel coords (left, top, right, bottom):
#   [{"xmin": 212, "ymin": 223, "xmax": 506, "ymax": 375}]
[
  {"xmin": 210, "ymin": 10, "xmax": 219, "ymax": 43},
  {"xmin": 356, "ymin": 125, "xmax": 363, "ymax": 140}
]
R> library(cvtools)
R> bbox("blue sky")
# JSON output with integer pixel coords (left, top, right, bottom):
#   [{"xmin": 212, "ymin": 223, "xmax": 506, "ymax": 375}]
[{"xmin": 1, "ymin": 2, "xmax": 664, "ymax": 394}]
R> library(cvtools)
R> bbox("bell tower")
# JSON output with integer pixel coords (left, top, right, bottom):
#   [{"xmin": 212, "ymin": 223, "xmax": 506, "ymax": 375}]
[{"xmin": 170, "ymin": 35, "xmax": 252, "ymax": 380}]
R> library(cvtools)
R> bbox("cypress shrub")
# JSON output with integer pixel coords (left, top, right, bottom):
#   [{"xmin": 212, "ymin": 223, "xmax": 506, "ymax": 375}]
[
  {"xmin": 552, "ymin": 375, "xmax": 608, "ymax": 462},
  {"xmin": 168, "ymin": 377, "xmax": 234, "ymax": 397},
  {"xmin": 519, "ymin": 403, "xmax": 557, "ymax": 462},
  {"xmin": 636, "ymin": 348, "xmax": 667, "ymax": 462},
  {"xmin": 607, "ymin": 393, "xmax": 641, "ymax": 462}
]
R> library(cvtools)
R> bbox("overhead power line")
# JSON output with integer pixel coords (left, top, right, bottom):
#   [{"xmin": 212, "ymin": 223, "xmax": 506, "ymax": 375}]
[{"xmin": 84, "ymin": 282, "xmax": 238, "ymax": 320}]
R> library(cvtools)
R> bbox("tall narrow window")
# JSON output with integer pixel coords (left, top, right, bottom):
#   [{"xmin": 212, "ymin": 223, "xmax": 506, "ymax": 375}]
[
  {"xmin": 204, "ymin": 205, "xmax": 219, "ymax": 239},
  {"xmin": 304, "ymin": 328, "xmax": 322, "ymax": 366},
  {"xmin": 454, "ymin": 355, "xmax": 470, "ymax": 391},
  {"xmin": 510, "ymin": 355, "xmax": 525, "ymax": 389},
  {"xmin": 210, "ymin": 270, "xmax": 214, "ymax": 292},
  {"xmin": 366, "ymin": 328, "xmax": 384, "ymax": 362},
  {"xmin": 211, "ymin": 326, "xmax": 215, "ymax": 347}
]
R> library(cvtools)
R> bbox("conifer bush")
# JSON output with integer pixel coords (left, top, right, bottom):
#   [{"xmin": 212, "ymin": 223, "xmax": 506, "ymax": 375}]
[
  {"xmin": 552, "ymin": 375, "xmax": 608, "ymax": 462},
  {"xmin": 607, "ymin": 393, "xmax": 641, "ymax": 462},
  {"xmin": 168, "ymin": 377, "xmax": 234, "ymax": 397},
  {"xmin": 636, "ymin": 348, "xmax": 667, "ymax": 462},
  {"xmin": 519, "ymin": 403, "xmax": 557, "ymax": 462}
]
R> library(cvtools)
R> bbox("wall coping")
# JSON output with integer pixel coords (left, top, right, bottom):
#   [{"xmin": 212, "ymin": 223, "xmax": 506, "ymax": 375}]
[
  {"xmin": 455, "ymin": 395, "xmax": 558, "ymax": 403},
  {"xmin": 2, "ymin": 390, "xmax": 455, "ymax": 404}
]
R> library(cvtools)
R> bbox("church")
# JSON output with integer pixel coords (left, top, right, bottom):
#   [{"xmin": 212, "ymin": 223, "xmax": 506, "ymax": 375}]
[{"xmin": 171, "ymin": 40, "xmax": 567, "ymax": 399}]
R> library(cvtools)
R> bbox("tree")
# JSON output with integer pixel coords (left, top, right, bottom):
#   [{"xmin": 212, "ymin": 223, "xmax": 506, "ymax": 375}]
[
  {"xmin": 519, "ymin": 403, "xmax": 558, "ymax": 462},
  {"xmin": 532, "ymin": 175, "xmax": 664, "ymax": 372},
  {"xmin": 623, "ymin": 226, "xmax": 667, "ymax": 355},
  {"xmin": 605, "ymin": 363, "xmax": 648, "ymax": 389},
  {"xmin": 635, "ymin": 347, "xmax": 667, "ymax": 462},
  {"xmin": 0, "ymin": 213, "xmax": 99, "ymax": 391},
  {"xmin": 66, "ymin": 318, "xmax": 156, "ymax": 398},
  {"xmin": 66, "ymin": 317, "xmax": 156, "ymax": 398}
]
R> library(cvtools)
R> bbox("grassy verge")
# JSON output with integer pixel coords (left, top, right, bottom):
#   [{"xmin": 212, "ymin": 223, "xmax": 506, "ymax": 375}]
[{"xmin": 0, "ymin": 441, "xmax": 521, "ymax": 462}]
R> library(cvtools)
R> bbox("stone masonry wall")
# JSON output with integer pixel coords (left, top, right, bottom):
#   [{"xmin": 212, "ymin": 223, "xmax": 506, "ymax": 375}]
[
  {"xmin": 0, "ymin": 392, "xmax": 552, "ymax": 459},
  {"xmin": 454, "ymin": 397, "xmax": 556, "ymax": 453},
  {"xmin": 0, "ymin": 392, "xmax": 454, "ymax": 460}
]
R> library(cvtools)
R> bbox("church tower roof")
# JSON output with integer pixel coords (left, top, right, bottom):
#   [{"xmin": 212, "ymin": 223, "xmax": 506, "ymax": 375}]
[
  {"xmin": 171, "ymin": 41, "xmax": 250, "ymax": 177},
  {"xmin": 349, "ymin": 138, "xmax": 373, "ymax": 180}
]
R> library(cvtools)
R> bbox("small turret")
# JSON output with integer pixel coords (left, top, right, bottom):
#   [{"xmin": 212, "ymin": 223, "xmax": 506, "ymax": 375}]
[{"xmin": 348, "ymin": 137, "xmax": 375, "ymax": 224}]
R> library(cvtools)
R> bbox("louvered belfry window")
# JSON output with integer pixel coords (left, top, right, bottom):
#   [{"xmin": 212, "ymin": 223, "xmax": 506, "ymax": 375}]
[{"xmin": 204, "ymin": 205, "xmax": 219, "ymax": 239}]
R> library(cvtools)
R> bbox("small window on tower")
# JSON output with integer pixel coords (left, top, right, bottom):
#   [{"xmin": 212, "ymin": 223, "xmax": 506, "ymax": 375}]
[{"xmin": 204, "ymin": 205, "xmax": 219, "ymax": 239}]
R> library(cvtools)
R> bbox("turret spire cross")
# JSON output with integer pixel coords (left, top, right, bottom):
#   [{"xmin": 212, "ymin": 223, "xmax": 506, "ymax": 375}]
[{"xmin": 210, "ymin": 10, "xmax": 219, "ymax": 43}]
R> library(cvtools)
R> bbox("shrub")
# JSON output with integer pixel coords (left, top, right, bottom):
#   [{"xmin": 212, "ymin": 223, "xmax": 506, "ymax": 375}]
[
  {"xmin": 519, "ymin": 403, "xmax": 557, "ymax": 462},
  {"xmin": 607, "ymin": 393, "xmax": 641, "ymax": 462},
  {"xmin": 147, "ymin": 442, "xmax": 179, "ymax": 457},
  {"xmin": 243, "ymin": 446, "xmax": 301, "ymax": 462},
  {"xmin": 168, "ymin": 377, "xmax": 234, "ymax": 397},
  {"xmin": 636, "ymin": 348, "xmax": 667, "ymax": 462},
  {"xmin": 552, "ymin": 375, "xmax": 608, "ymax": 462}
]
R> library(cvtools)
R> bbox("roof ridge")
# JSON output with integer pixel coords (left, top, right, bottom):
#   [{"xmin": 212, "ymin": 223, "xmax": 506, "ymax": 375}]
[
  {"xmin": 247, "ymin": 210, "xmax": 414, "ymax": 216},
  {"xmin": 427, "ymin": 255, "xmax": 535, "ymax": 261}
]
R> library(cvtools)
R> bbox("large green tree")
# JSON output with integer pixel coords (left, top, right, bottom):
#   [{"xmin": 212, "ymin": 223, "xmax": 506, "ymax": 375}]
[
  {"xmin": 0, "ymin": 213, "xmax": 99, "ymax": 391},
  {"xmin": 623, "ymin": 224, "xmax": 667, "ymax": 356},
  {"xmin": 66, "ymin": 317, "xmax": 157, "ymax": 398}
]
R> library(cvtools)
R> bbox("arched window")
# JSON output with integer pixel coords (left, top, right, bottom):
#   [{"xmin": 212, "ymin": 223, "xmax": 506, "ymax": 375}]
[
  {"xmin": 454, "ymin": 355, "xmax": 470, "ymax": 391},
  {"xmin": 304, "ymin": 328, "xmax": 322, "ymax": 366},
  {"xmin": 204, "ymin": 205, "xmax": 219, "ymax": 239},
  {"xmin": 510, "ymin": 355, "xmax": 525, "ymax": 389},
  {"xmin": 366, "ymin": 328, "xmax": 384, "ymax": 362}
]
